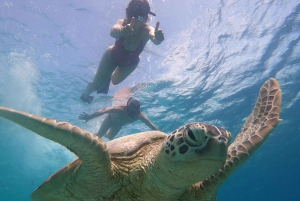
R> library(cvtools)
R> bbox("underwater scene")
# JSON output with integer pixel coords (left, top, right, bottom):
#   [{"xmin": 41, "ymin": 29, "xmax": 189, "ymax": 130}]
[{"xmin": 0, "ymin": 0, "xmax": 299, "ymax": 200}]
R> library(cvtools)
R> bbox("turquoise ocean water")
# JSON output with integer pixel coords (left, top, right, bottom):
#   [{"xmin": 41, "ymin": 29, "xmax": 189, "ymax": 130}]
[{"xmin": 0, "ymin": 0, "xmax": 299, "ymax": 200}]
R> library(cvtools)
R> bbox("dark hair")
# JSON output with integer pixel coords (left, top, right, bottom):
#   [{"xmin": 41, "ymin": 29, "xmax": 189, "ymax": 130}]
[
  {"xmin": 125, "ymin": 0, "xmax": 155, "ymax": 23},
  {"xmin": 127, "ymin": 97, "xmax": 141, "ymax": 114}
]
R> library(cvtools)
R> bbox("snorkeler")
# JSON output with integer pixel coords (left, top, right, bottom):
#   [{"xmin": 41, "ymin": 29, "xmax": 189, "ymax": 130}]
[
  {"xmin": 78, "ymin": 97, "xmax": 159, "ymax": 140},
  {"xmin": 80, "ymin": 0, "xmax": 164, "ymax": 103}
]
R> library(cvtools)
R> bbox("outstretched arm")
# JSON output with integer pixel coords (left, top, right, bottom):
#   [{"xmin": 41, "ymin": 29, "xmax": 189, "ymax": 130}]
[
  {"xmin": 139, "ymin": 113, "xmax": 159, "ymax": 130},
  {"xmin": 148, "ymin": 21, "xmax": 164, "ymax": 45},
  {"xmin": 78, "ymin": 106, "xmax": 123, "ymax": 122}
]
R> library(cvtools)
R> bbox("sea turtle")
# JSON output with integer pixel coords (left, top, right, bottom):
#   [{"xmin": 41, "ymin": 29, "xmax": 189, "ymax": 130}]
[{"xmin": 0, "ymin": 78, "xmax": 282, "ymax": 201}]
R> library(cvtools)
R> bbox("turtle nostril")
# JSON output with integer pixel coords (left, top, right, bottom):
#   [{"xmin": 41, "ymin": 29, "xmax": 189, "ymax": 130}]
[{"xmin": 218, "ymin": 136, "xmax": 226, "ymax": 142}]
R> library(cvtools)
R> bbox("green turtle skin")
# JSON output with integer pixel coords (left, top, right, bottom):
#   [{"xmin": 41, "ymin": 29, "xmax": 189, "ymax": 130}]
[{"xmin": 0, "ymin": 78, "xmax": 281, "ymax": 201}]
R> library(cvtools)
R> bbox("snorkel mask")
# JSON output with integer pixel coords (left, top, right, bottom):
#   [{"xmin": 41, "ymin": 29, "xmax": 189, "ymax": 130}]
[
  {"xmin": 127, "ymin": 97, "xmax": 141, "ymax": 115},
  {"xmin": 126, "ymin": 1, "xmax": 156, "ymax": 22}
]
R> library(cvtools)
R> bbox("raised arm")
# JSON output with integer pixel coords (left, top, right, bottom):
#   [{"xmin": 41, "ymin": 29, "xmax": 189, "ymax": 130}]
[
  {"xmin": 148, "ymin": 21, "xmax": 164, "ymax": 45},
  {"xmin": 139, "ymin": 113, "xmax": 159, "ymax": 130}
]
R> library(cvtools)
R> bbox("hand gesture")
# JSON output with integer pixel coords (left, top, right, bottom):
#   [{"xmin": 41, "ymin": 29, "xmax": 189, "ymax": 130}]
[
  {"xmin": 78, "ymin": 112, "xmax": 91, "ymax": 123},
  {"xmin": 120, "ymin": 17, "xmax": 135, "ymax": 37},
  {"xmin": 154, "ymin": 21, "xmax": 164, "ymax": 42}
]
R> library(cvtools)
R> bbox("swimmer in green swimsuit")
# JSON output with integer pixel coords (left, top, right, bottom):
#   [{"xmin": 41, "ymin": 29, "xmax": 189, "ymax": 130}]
[
  {"xmin": 80, "ymin": 0, "xmax": 164, "ymax": 104},
  {"xmin": 78, "ymin": 97, "xmax": 159, "ymax": 140}
]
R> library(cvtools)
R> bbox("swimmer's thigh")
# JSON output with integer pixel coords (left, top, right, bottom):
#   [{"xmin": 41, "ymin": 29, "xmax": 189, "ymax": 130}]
[
  {"xmin": 111, "ymin": 59, "xmax": 139, "ymax": 85},
  {"xmin": 93, "ymin": 47, "xmax": 117, "ymax": 85},
  {"xmin": 104, "ymin": 125, "xmax": 122, "ymax": 140}
]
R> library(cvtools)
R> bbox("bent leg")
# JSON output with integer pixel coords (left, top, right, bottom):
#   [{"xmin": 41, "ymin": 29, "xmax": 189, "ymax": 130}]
[
  {"xmin": 82, "ymin": 47, "xmax": 117, "ymax": 98},
  {"xmin": 111, "ymin": 58, "xmax": 140, "ymax": 85},
  {"xmin": 96, "ymin": 115, "xmax": 113, "ymax": 138},
  {"xmin": 104, "ymin": 126, "xmax": 122, "ymax": 140}
]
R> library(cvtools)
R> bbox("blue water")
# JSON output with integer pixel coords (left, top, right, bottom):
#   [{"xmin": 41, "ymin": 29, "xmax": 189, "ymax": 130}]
[{"xmin": 0, "ymin": 0, "xmax": 299, "ymax": 200}]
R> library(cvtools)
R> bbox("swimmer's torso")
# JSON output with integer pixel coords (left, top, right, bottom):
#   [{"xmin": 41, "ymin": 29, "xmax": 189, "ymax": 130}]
[{"xmin": 110, "ymin": 109, "xmax": 138, "ymax": 126}]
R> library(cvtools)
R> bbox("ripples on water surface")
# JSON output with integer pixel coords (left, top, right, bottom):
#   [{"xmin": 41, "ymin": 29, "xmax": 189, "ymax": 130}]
[{"xmin": 0, "ymin": 0, "xmax": 299, "ymax": 200}]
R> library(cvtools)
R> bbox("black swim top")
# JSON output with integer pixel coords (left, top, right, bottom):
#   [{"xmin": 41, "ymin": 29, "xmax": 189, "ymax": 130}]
[{"xmin": 110, "ymin": 36, "xmax": 146, "ymax": 67}]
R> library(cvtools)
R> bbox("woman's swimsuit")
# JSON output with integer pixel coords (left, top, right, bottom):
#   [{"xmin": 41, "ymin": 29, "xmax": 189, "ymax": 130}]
[
  {"xmin": 110, "ymin": 36, "xmax": 146, "ymax": 67},
  {"xmin": 97, "ymin": 26, "xmax": 147, "ymax": 94},
  {"xmin": 107, "ymin": 109, "xmax": 136, "ymax": 127}
]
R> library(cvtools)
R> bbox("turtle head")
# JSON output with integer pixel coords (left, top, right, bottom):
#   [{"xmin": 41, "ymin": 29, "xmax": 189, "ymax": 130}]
[
  {"xmin": 153, "ymin": 123, "xmax": 232, "ymax": 189},
  {"xmin": 163, "ymin": 123, "xmax": 231, "ymax": 163}
]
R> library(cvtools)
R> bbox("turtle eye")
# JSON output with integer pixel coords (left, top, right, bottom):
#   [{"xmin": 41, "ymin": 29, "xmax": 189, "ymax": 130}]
[
  {"xmin": 183, "ymin": 128, "xmax": 199, "ymax": 147},
  {"xmin": 187, "ymin": 129, "xmax": 196, "ymax": 141},
  {"xmin": 184, "ymin": 126, "xmax": 209, "ymax": 147}
]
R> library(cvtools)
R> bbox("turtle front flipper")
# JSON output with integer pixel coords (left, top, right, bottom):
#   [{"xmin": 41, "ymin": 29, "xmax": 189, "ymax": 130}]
[
  {"xmin": 182, "ymin": 78, "xmax": 282, "ymax": 200},
  {"xmin": 0, "ymin": 107, "xmax": 113, "ymax": 198}
]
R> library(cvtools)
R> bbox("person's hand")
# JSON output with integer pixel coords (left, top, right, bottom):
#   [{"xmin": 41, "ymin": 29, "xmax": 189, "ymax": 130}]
[
  {"xmin": 78, "ymin": 112, "xmax": 91, "ymax": 123},
  {"xmin": 154, "ymin": 21, "xmax": 164, "ymax": 42},
  {"xmin": 120, "ymin": 17, "xmax": 135, "ymax": 37}
]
